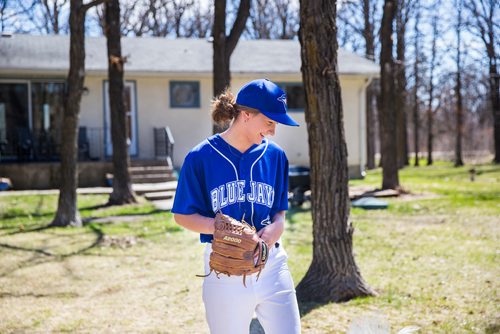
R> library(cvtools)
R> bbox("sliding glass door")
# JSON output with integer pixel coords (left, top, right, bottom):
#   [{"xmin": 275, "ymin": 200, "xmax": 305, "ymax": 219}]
[
  {"xmin": 0, "ymin": 80, "xmax": 65, "ymax": 161},
  {"xmin": 0, "ymin": 82, "xmax": 30, "ymax": 159},
  {"xmin": 103, "ymin": 81, "xmax": 138, "ymax": 156}
]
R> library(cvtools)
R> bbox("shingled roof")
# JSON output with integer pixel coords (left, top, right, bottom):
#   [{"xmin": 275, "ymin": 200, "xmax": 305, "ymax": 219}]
[{"xmin": 0, "ymin": 34, "xmax": 379, "ymax": 76}]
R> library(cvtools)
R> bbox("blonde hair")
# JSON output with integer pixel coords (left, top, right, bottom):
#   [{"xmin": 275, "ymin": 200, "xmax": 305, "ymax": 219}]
[{"xmin": 211, "ymin": 89, "xmax": 259, "ymax": 126}]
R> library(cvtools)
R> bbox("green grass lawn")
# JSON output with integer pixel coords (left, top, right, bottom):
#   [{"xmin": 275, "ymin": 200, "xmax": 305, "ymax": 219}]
[{"xmin": 0, "ymin": 161, "xmax": 498, "ymax": 333}]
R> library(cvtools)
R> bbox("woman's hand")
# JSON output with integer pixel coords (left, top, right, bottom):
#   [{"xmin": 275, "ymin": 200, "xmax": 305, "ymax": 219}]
[{"xmin": 257, "ymin": 211, "xmax": 285, "ymax": 248}]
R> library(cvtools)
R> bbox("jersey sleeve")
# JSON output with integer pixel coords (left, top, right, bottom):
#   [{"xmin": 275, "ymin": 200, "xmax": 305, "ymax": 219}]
[
  {"xmin": 270, "ymin": 150, "xmax": 289, "ymax": 217},
  {"xmin": 171, "ymin": 152, "xmax": 207, "ymax": 215}
]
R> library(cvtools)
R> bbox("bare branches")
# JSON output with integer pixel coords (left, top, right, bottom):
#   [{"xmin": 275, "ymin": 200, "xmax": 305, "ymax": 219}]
[
  {"xmin": 337, "ymin": 0, "xmax": 381, "ymax": 60},
  {"xmin": 82, "ymin": 0, "xmax": 106, "ymax": 13}
]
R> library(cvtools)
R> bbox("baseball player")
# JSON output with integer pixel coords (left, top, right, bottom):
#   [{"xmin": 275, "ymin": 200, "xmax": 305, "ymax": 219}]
[{"xmin": 172, "ymin": 79, "xmax": 301, "ymax": 334}]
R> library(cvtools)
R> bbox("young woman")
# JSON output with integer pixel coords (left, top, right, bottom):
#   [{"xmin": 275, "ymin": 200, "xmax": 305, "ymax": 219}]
[{"xmin": 172, "ymin": 79, "xmax": 301, "ymax": 334}]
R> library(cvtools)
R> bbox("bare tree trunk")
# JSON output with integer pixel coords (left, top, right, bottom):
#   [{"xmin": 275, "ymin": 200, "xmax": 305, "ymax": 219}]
[
  {"xmin": 427, "ymin": 15, "xmax": 438, "ymax": 166},
  {"xmin": 454, "ymin": 0, "xmax": 464, "ymax": 167},
  {"xmin": 413, "ymin": 85, "xmax": 420, "ymax": 166},
  {"xmin": 455, "ymin": 73, "xmax": 464, "ymax": 166},
  {"xmin": 212, "ymin": 0, "xmax": 250, "ymax": 134},
  {"xmin": 363, "ymin": 0, "xmax": 377, "ymax": 170},
  {"xmin": 51, "ymin": 0, "xmax": 104, "ymax": 227},
  {"xmin": 212, "ymin": 0, "xmax": 230, "ymax": 98},
  {"xmin": 296, "ymin": 0, "xmax": 375, "ymax": 303},
  {"xmin": 379, "ymin": 0, "xmax": 400, "ymax": 189},
  {"xmin": 395, "ymin": 0, "xmax": 408, "ymax": 168},
  {"xmin": 366, "ymin": 83, "xmax": 376, "ymax": 169},
  {"xmin": 491, "ymin": 62, "xmax": 500, "ymax": 163},
  {"xmin": 105, "ymin": 0, "xmax": 137, "ymax": 205},
  {"xmin": 413, "ymin": 5, "xmax": 421, "ymax": 167}
]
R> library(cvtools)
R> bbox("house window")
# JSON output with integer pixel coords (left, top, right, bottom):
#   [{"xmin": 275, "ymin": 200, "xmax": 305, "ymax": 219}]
[
  {"xmin": 31, "ymin": 81, "xmax": 65, "ymax": 158},
  {"xmin": 170, "ymin": 81, "xmax": 200, "ymax": 108},
  {"xmin": 31, "ymin": 82, "xmax": 64, "ymax": 135},
  {"xmin": 279, "ymin": 82, "xmax": 305, "ymax": 111},
  {"xmin": 0, "ymin": 82, "xmax": 29, "ymax": 157}
]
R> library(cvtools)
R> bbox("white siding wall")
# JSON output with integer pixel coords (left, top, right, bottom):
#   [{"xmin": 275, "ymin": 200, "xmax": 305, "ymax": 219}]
[{"xmin": 79, "ymin": 74, "xmax": 368, "ymax": 175}]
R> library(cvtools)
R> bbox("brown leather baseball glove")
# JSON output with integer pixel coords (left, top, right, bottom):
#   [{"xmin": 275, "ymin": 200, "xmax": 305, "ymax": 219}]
[{"xmin": 202, "ymin": 212, "xmax": 269, "ymax": 287}]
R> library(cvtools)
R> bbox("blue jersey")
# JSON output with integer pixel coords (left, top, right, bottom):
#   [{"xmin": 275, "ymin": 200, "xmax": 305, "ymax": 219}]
[{"xmin": 172, "ymin": 134, "xmax": 289, "ymax": 243}]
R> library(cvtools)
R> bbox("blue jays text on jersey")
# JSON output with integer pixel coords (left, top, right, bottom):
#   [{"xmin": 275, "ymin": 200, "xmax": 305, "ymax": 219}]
[
  {"xmin": 210, "ymin": 180, "xmax": 275, "ymax": 212},
  {"xmin": 172, "ymin": 134, "xmax": 289, "ymax": 243}
]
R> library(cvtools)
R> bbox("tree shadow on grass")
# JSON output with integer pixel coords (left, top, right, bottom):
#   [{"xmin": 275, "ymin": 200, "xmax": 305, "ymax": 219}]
[
  {"xmin": 286, "ymin": 206, "xmax": 312, "ymax": 226},
  {"xmin": 80, "ymin": 209, "xmax": 165, "ymax": 223},
  {"xmin": 0, "ymin": 223, "xmax": 103, "ymax": 278},
  {"xmin": 423, "ymin": 165, "xmax": 500, "ymax": 179},
  {"xmin": 78, "ymin": 203, "xmax": 113, "ymax": 211},
  {"xmin": 1, "ymin": 224, "xmax": 54, "ymax": 237},
  {"xmin": 0, "ymin": 291, "xmax": 80, "ymax": 299}
]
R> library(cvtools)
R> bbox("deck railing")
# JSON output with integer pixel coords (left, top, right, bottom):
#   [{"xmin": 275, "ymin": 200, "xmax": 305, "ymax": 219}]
[
  {"xmin": 153, "ymin": 127, "xmax": 175, "ymax": 167},
  {"xmin": 0, "ymin": 127, "xmax": 104, "ymax": 163}
]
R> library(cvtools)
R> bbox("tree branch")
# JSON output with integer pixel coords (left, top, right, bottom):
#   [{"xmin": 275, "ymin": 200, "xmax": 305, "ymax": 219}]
[
  {"xmin": 226, "ymin": 0, "xmax": 251, "ymax": 57},
  {"xmin": 82, "ymin": 0, "xmax": 107, "ymax": 13}
]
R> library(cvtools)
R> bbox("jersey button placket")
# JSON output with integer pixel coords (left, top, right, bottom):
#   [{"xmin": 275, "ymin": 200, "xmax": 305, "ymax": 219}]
[{"xmin": 239, "ymin": 156, "xmax": 247, "ymax": 220}]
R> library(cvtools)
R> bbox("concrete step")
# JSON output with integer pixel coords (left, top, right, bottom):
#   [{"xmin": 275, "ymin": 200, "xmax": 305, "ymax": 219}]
[
  {"xmin": 131, "ymin": 174, "xmax": 177, "ymax": 184},
  {"xmin": 143, "ymin": 190, "xmax": 175, "ymax": 201},
  {"xmin": 132, "ymin": 181, "xmax": 178, "ymax": 195},
  {"xmin": 129, "ymin": 165, "xmax": 173, "ymax": 174},
  {"xmin": 131, "ymin": 159, "xmax": 172, "ymax": 167},
  {"xmin": 151, "ymin": 198, "xmax": 174, "ymax": 211}
]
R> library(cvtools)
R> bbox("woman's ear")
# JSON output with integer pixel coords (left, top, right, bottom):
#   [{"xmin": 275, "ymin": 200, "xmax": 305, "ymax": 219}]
[{"xmin": 242, "ymin": 110, "xmax": 252, "ymax": 123}]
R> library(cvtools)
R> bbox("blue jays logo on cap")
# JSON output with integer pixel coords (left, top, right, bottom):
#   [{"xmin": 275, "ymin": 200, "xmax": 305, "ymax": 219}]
[
  {"xmin": 277, "ymin": 94, "xmax": 287, "ymax": 108},
  {"xmin": 236, "ymin": 79, "xmax": 299, "ymax": 127}
]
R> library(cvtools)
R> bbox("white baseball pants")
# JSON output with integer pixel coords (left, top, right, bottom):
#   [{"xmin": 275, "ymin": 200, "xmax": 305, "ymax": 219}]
[{"xmin": 202, "ymin": 243, "xmax": 301, "ymax": 334}]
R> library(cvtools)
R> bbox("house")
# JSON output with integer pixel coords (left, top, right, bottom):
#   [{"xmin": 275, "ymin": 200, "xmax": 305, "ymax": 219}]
[{"xmin": 0, "ymin": 34, "xmax": 379, "ymax": 189}]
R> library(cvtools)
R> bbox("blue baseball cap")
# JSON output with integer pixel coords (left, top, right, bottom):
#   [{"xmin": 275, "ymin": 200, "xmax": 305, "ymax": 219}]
[{"xmin": 236, "ymin": 79, "xmax": 299, "ymax": 127}]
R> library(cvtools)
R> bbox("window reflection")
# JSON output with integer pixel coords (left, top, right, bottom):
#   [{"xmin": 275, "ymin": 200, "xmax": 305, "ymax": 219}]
[
  {"xmin": 31, "ymin": 82, "xmax": 65, "ymax": 159},
  {"xmin": 0, "ymin": 83, "xmax": 29, "ymax": 158}
]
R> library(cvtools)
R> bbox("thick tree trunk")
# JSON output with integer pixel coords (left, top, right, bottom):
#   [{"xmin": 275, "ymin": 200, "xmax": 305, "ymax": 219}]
[
  {"xmin": 50, "ymin": 0, "xmax": 105, "ymax": 227},
  {"xmin": 213, "ymin": 0, "xmax": 230, "ymax": 97},
  {"xmin": 50, "ymin": 0, "xmax": 86, "ymax": 227},
  {"xmin": 296, "ymin": 0, "xmax": 375, "ymax": 303},
  {"xmin": 379, "ymin": 0, "xmax": 400, "ymax": 189},
  {"xmin": 212, "ymin": 0, "xmax": 230, "ymax": 134},
  {"xmin": 395, "ymin": 1, "xmax": 408, "ymax": 168},
  {"xmin": 212, "ymin": 0, "xmax": 250, "ymax": 134},
  {"xmin": 105, "ymin": 0, "xmax": 137, "ymax": 205}
]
